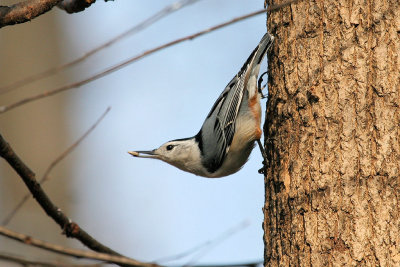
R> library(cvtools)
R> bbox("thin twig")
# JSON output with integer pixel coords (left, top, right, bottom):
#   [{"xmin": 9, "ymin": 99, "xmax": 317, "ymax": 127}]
[
  {"xmin": 183, "ymin": 221, "xmax": 251, "ymax": 267},
  {"xmin": 2, "ymin": 107, "xmax": 111, "ymax": 226},
  {"xmin": 0, "ymin": 251, "xmax": 103, "ymax": 267},
  {"xmin": 0, "ymin": 8, "xmax": 269, "ymax": 114},
  {"xmin": 0, "ymin": 226, "xmax": 151, "ymax": 266},
  {"xmin": 155, "ymin": 220, "xmax": 250, "ymax": 265},
  {"xmin": 0, "ymin": 132, "xmax": 159, "ymax": 267},
  {"xmin": 0, "ymin": 0, "xmax": 301, "ymax": 114},
  {"xmin": 0, "ymin": 0, "xmax": 202, "ymax": 94}
]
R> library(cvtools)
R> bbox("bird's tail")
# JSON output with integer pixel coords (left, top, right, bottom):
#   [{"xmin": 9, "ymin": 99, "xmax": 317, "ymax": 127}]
[
  {"xmin": 253, "ymin": 32, "xmax": 274, "ymax": 66},
  {"xmin": 238, "ymin": 32, "xmax": 274, "ymax": 77}
]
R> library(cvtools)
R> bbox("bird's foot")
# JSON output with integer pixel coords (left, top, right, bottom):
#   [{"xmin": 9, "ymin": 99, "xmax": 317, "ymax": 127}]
[
  {"xmin": 258, "ymin": 71, "xmax": 268, "ymax": 99},
  {"xmin": 256, "ymin": 139, "xmax": 267, "ymax": 175}
]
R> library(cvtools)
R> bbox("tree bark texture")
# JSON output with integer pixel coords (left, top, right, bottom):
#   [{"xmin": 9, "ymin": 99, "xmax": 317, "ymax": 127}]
[{"xmin": 263, "ymin": 0, "xmax": 400, "ymax": 266}]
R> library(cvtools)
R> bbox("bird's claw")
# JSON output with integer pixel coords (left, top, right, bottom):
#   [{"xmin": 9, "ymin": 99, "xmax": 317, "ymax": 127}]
[
  {"xmin": 256, "ymin": 140, "xmax": 268, "ymax": 175},
  {"xmin": 258, "ymin": 71, "xmax": 268, "ymax": 99}
]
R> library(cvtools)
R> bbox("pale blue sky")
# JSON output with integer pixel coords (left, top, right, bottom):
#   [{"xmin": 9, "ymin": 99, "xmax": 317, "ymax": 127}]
[{"xmin": 61, "ymin": 0, "xmax": 269, "ymax": 265}]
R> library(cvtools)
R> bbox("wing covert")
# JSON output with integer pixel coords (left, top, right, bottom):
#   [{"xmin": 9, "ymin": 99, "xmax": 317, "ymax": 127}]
[{"xmin": 199, "ymin": 74, "xmax": 246, "ymax": 173}]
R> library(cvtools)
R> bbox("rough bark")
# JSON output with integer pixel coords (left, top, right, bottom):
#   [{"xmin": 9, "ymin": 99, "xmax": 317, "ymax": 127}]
[
  {"xmin": 0, "ymin": 0, "xmax": 62, "ymax": 28},
  {"xmin": 263, "ymin": 0, "xmax": 400, "ymax": 266},
  {"xmin": 0, "ymin": 0, "xmax": 100, "ymax": 28}
]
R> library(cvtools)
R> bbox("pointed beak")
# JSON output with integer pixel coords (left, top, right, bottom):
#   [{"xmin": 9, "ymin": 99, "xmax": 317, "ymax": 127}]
[{"xmin": 128, "ymin": 150, "xmax": 157, "ymax": 159}]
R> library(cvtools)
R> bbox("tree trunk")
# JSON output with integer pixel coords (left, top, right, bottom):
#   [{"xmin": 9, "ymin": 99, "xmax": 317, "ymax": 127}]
[{"xmin": 263, "ymin": 0, "xmax": 400, "ymax": 266}]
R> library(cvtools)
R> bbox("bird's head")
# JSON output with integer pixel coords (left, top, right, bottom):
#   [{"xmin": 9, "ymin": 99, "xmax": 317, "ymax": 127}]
[{"xmin": 129, "ymin": 137, "xmax": 203, "ymax": 174}]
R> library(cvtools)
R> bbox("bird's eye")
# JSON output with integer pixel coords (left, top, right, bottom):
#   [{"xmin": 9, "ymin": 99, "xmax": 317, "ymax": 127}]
[{"xmin": 166, "ymin": 145, "xmax": 174, "ymax": 151}]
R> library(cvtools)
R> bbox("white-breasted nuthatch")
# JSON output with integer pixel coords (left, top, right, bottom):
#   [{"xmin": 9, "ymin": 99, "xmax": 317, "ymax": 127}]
[{"xmin": 129, "ymin": 33, "xmax": 274, "ymax": 177}]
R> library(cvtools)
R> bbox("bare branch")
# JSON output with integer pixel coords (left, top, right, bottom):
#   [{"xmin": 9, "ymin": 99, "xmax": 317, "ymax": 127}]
[
  {"xmin": 0, "ymin": 226, "xmax": 153, "ymax": 266},
  {"xmin": 0, "ymin": 0, "xmax": 301, "ymax": 112},
  {"xmin": 0, "ymin": 132, "xmax": 159, "ymax": 267},
  {"xmin": 155, "ymin": 220, "xmax": 250, "ymax": 265},
  {"xmin": 0, "ymin": 0, "xmax": 202, "ymax": 95},
  {"xmin": 0, "ymin": 0, "xmax": 62, "ymax": 28},
  {"xmin": 0, "ymin": 251, "xmax": 103, "ymax": 267},
  {"xmin": 0, "ymin": 0, "xmax": 113, "ymax": 28},
  {"xmin": 0, "ymin": 8, "xmax": 268, "ymax": 114},
  {"xmin": 183, "ymin": 221, "xmax": 250, "ymax": 267},
  {"xmin": 2, "ymin": 107, "xmax": 111, "ymax": 226},
  {"xmin": 58, "ymin": 0, "xmax": 97, "ymax": 14}
]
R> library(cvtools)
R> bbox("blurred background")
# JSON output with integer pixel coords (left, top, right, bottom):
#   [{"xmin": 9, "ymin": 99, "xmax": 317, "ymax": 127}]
[{"xmin": 0, "ymin": 0, "xmax": 268, "ymax": 265}]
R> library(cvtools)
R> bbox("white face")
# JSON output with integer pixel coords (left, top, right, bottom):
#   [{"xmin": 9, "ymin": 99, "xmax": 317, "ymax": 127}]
[
  {"xmin": 129, "ymin": 138, "xmax": 199, "ymax": 169},
  {"xmin": 154, "ymin": 141, "xmax": 187, "ymax": 163},
  {"xmin": 130, "ymin": 138, "xmax": 211, "ymax": 176}
]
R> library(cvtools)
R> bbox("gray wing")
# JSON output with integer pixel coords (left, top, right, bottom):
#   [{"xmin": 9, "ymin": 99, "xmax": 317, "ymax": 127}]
[
  {"xmin": 198, "ymin": 74, "xmax": 245, "ymax": 173},
  {"xmin": 196, "ymin": 32, "xmax": 274, "ymax": 173}
]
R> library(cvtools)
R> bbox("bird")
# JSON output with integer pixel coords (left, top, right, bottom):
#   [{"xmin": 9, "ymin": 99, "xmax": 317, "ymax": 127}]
[{"xmin": 129, "ymin": 32, "xmax": 274, "ymax": 178}]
